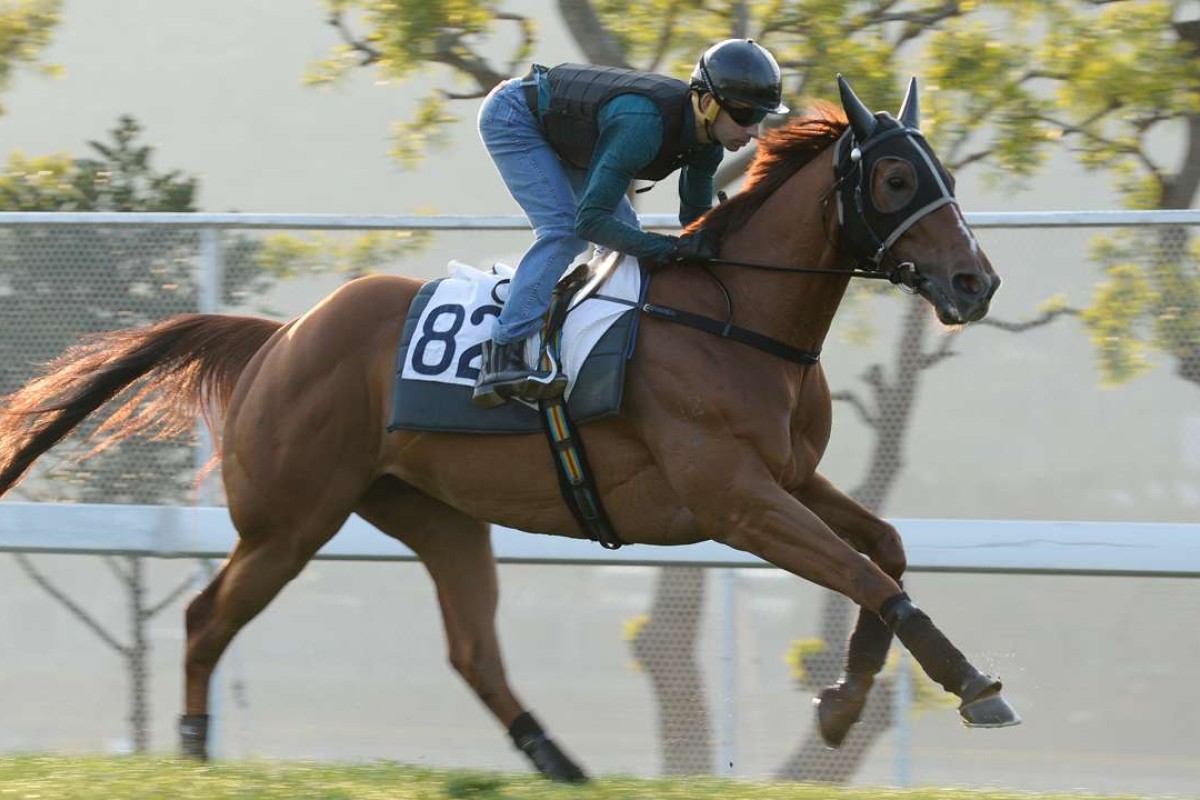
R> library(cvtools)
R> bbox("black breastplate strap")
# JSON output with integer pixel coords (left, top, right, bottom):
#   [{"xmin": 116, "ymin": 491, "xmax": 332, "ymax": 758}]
[{"xmin": 641, "ymin": 303, "xmax": 822, "ymax": 365}]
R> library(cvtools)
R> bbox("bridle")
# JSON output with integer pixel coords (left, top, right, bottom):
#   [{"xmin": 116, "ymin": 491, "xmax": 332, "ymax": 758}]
[{"xmin": 701, "ymin": 119, "xmax": 958, "ymax": 296}]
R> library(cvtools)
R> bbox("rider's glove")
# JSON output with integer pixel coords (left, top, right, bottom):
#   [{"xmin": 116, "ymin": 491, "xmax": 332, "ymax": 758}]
[
  {"xmin": 641, "ymin": 230, "xmax": 719, "ymax": 271},
  {"xmin": 674, "ymin": 229, "xmax": 719, "ymax": 262}
]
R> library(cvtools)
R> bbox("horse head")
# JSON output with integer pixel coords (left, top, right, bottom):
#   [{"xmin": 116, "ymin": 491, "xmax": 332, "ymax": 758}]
[{"xmin": 835, "ymin": 75, "xmax": 999, "ymax": 324}]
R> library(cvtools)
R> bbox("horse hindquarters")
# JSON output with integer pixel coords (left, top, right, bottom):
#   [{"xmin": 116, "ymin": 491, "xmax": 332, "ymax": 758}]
[{"xmin": 183, "ymin": 276, "xmax": 419, "ymax": 758}]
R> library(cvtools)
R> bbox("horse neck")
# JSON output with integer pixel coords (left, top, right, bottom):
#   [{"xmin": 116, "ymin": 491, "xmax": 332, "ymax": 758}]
[{"xmin": 718, "ymin": 146, "xmax": 850, "ymax": 355}]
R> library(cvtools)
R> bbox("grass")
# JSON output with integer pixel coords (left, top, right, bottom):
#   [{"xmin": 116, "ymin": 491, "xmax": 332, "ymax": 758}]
[{"xmin": 0, "ymin": 756, "xmax": 1166, "ymax": 800}]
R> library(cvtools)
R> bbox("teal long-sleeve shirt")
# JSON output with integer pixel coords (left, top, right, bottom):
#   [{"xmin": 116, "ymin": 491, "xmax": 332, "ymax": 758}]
[{"xmin": 571, "ymin": 93, "xmax": 723, "ymax": 259}]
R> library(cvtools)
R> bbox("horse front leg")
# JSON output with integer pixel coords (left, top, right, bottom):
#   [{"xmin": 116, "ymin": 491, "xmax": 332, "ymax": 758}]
[
  {"xmin": 700, "ymin": 477, "xmax": 1020, "ymax": 734},
  {"xmin": 792, "ymin": 473, "xmax": 904, "ymax": 748}
]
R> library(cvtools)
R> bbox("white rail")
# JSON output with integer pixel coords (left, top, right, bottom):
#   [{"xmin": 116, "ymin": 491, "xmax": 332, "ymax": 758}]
[{"xmin": 0, "ymin": 503, "xmax": 1197, "ymax": 578}]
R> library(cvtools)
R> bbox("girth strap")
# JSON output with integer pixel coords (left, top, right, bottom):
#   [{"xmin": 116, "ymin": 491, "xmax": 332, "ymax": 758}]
[
  {"xmin": 533, "ymin": 262, "xmax": 624, "ymax": 550},
  {"xmin": 641, "ymin": 302, "xmax": 821, "ymax": 365},
  {"xmin": 539, "ymin": 397, "xmax": 623, "ymax": 549}
]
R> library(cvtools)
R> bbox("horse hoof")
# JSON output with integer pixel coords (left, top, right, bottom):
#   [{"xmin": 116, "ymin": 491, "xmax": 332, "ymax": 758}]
[
  {"xmin": 520, "ymin": 735, "xmax": 589, "ymax": 783},
  {"xmin": 813, "ymin": 685, "xmax": 866, "ymax": 749},
  {"xmin": 958, "ymin": 685, "xmax": 1022, "ymax": 729}
]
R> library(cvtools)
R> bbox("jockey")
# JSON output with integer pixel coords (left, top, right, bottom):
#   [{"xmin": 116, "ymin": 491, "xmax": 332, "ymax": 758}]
[{"xmin": 474, "ymin": 38, "xmax": 789, "ymax": 408}]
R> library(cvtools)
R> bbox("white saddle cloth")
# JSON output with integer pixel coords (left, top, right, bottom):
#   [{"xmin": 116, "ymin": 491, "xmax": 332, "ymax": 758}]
[{"xmin": 399, "ymin": 252, "xmax": 640, "ymax": 401}]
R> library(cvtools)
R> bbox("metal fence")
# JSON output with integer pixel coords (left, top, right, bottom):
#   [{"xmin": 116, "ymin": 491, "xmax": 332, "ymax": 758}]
[{"xmin": 1, "ymin": 211, "xmax": 1199, "ymax": 795}]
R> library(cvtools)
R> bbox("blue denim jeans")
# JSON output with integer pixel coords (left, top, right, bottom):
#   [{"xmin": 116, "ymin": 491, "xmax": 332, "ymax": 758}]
[{"xmin": 478, "ymin": 77, "xmax": 639, "ymax": 344}]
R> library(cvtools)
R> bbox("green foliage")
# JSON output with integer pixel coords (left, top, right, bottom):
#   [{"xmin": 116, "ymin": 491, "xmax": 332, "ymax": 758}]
[
  {"xmin": 389, "ymin": 93, "xmax": 458, "ymax": 167},
  {"xmin": 0, "ymin": 116, "xmax": 197, "ymax": 211},
  {"xmin": 0, "ymin": 0, "xmax": 62, "ymax": 117},
  {"xmin": 307, "ymin": 0, "xmax": 517, "ymax": 163},
  {"xmin": 309, "ymin": 0, "xmax": 498, "ymax": 86},
  {"xmin": 1081, "ymin": 227, "xmax": 1200, "ymax": 386},
  {"xmin": 783, "ymin": 636, "xmax": 825, "ymax": 685}
]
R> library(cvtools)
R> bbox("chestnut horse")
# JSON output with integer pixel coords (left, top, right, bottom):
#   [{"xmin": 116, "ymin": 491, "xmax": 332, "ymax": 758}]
[{"xmin": 0, "ymin": 77, "xmax": 1017, "ymax": 781}]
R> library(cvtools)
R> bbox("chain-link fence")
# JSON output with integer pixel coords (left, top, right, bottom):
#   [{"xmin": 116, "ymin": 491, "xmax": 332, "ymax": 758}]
[{"xmin": 1, "ymin": 212, "xmax": 1198, "ymax": 794}]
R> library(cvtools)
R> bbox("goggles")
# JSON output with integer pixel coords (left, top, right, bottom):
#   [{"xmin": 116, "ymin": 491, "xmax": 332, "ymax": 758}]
[{"xmin": 723, "ymin": 101, "xmax": 768, "ymax": 127}]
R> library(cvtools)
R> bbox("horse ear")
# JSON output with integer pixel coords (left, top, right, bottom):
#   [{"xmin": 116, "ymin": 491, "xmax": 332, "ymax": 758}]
[
  {"xmin": 897, "ymin": 76, "xmax": 920, "ymax": 129},
  {"xmin": 837, "ymin": 74, "xmax": 877, "ymax": 141}
]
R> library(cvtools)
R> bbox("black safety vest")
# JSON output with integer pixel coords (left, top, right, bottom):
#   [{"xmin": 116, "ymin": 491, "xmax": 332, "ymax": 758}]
[{"xmin": 541, "ymin": 64, "xmax": 700, "ymax": 182}]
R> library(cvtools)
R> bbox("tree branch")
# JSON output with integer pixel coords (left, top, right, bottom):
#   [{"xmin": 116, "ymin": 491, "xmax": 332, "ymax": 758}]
[
  {"xmin": 978, "ymin": 306, "xmax": 1079, "ymax": 332},
  {"xmin": 329, "ymin": 11, "xmax": 383, "ymax": 66},
  {"xmin": 103, "ymin": 554, "xmax": 131, "ymax": 584},
  {"xmin": 862, "ymin": 363, "xmax": 887, "ymax": 396},
  {"xmin": 1035, "ymin": 110, "xmax": 1162, "ymax": 184},
  {"xmin": 496, "ymin": 12, "xmax": 536, "ymax": 78},
  {"xmin": 831, "ymin": 390, "xmax": 878, "ymax": 428},
  {"xmin": 429, "ymin": 30, "xmax": 506, "ymax": 93},
  {"xmin": 556, "ymin": 0, "xmax": 631, "ymax": 68},
  {"xmin": 916, "ymin": 333, "xmax": 957, "ymax": 370},
  {"xmin": 145, "ymin": 573, "xmax": 197, "ymax": 620},
  {"xmin": 14, "ymin": 553, "xmax": 128, "ymax": 656},
  {"xmin": 645, "ymin": 1, "xmax": 683, "ymax": 73},
  {"xmin": 876, "ymin": 2, "xmax": 966, "ymax": 48}
]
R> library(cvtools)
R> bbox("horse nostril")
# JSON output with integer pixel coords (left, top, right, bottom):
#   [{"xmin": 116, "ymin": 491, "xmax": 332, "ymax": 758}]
[{"xmin": 952, "ymin": 273, "xmax": 987, "ymax": 299}]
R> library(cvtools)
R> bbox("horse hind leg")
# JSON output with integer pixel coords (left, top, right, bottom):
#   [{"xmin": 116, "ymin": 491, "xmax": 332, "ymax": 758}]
[
  {"xmin": 180, "ymin": 511, "xmax": 350, "ymax": 759},
  {"xmin": 354, "ymin": 477, "xmax": 587, "ymax": 783}
]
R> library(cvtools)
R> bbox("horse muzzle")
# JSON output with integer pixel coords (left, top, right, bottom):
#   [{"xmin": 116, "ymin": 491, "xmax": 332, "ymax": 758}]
[{"xmin": 916, "ymin": 268, "xmax": 999, "ymax": 325}]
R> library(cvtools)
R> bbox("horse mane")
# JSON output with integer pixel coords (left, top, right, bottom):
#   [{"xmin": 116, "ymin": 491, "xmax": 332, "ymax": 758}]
[{"xmin": 685, "ymin": 102, "xmax": 848, "ymax": 241}]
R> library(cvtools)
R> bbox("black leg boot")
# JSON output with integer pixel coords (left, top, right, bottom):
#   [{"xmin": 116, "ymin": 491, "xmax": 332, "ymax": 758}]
[
  {"xmin": 508, "ymin": 712, "xmax": 588, "ymax": 783},
  {"xmin": 880, "ymin": 593, "xmax": 1021, "ymax": 728},
  {"xmin": 179, "ymin": 713, "xmax": 209, "ymax": 760},
  {"xmin": 814, "ymin": 605, "xmax": 893, "ymax": 748}
]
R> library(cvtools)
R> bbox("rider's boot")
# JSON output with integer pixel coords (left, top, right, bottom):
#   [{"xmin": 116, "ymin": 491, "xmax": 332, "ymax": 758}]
[
  {"xmin": 473, "ymin": 339, "xmax": 566, "ymax": 407},
  {"xmin": 473, "ymin": 339, "xmax": 533, "ymax": 408}
]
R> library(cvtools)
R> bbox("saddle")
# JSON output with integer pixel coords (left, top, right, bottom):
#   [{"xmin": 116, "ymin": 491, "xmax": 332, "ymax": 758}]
[{"xmin": 388, "ymin": 251, "xmax": 643, "ymax": 435}]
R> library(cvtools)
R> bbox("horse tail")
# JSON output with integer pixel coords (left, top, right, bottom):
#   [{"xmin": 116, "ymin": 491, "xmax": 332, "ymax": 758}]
[{"xmin": 0, "ymin": 314, "xmax": 283, "ymax": 498}]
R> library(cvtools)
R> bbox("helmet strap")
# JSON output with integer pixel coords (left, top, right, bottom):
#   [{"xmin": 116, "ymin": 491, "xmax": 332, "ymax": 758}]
[{"xmin": 693, "ymin": 91, "xmax": 720, "ymax": 144}]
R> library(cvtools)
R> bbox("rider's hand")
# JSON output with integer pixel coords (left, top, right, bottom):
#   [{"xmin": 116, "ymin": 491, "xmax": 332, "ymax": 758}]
[
  {"xmin": 674, "ymin": 230, "xmax": 719, "ymax": 262},
  {"xmin": 641, "ymin": 230, "xmax": 718, "ymax": 271}
]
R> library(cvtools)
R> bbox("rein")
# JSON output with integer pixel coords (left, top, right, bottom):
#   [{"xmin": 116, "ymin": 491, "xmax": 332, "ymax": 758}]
[
  {"xmin": 638, "ymin": 124, "xmax": 950, "ymax": 364},
  {"xmin": 703, "ymin": 255, "xmax": 920, "ymax": 289},
  {"xmin": 639, "ymin": 253, "xmax": 921, "ymax": 367}
]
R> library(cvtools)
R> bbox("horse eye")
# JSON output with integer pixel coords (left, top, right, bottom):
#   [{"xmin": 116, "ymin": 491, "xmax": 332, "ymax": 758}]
[{"xmin": 887, "ymin": 174, "xmax": 908, "ymax": 190}]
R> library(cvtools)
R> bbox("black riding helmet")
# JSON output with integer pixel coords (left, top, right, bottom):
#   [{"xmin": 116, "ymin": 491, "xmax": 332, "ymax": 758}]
[{"xmin": 690, "ymin": 39, "xmax": 789, "ymax": 125}]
